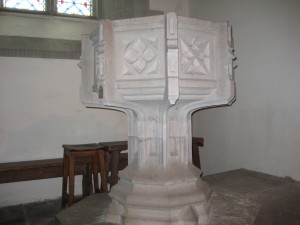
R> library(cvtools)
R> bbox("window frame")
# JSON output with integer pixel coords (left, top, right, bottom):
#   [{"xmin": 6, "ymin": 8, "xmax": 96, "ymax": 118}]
[{"xmin": 0, "ymin": 0, "xmax": 98, "ymax": 19}]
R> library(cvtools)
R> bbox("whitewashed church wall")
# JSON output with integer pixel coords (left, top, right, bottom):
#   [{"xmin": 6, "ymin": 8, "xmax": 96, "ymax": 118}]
[
  {"xmin": 191, "ymin": 0, "xmax": 300, "ymax": 181},
  {"xmin": 0, "ymin": 57, "xmax": 127, "ymax": 206}
]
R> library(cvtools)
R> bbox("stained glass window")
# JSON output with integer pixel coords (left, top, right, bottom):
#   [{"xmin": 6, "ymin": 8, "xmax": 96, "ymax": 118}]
[
  {"xmin": 1, "ymin": 0, "xmax": 95, "ymax": 17},
  {"xmin": 3, "ymin": 0, "xmax": 46, "ymax": 11},
  {"xmin": 57, "ymin": 0, "xmax": 92, "ymax": 16}
]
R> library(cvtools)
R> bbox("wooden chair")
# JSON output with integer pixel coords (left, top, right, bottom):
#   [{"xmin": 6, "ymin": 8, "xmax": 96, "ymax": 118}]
[
  {"xmin": 61, "ymin": 143, "xmax": 107, "ymax": 207},
  {"xmin": 99, "ymin": 141, "xmax": 128, "ymax": 188}
]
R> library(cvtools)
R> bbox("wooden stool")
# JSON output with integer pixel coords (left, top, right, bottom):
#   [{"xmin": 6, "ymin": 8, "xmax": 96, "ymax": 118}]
[
  {"xmin": 61, "ymin": 143, "xmax": 107, "ymax": 207},
  {"xmin": 99, "ymin": 141, "xmax": 128, "ymax": 188}
]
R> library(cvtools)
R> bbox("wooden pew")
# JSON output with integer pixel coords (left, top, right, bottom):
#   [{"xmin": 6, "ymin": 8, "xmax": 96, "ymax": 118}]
[
  {"xmin": 0, "ymin": 137, "xmax": 203, "ymax": 185},
  {"xmin": 0, "ymin": 158, "xmax": 90, "ymax": 184}
]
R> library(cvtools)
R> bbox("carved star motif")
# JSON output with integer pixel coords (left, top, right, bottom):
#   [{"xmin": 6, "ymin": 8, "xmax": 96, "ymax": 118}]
[{"xmin": 180, "ymin": 39, "xmax": 210, "ymax": 75}]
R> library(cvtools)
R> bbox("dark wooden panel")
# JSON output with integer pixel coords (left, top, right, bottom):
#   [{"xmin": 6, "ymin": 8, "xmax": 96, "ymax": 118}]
[
  {"xmin": 0, "ymin": 167, "xmax": 63, "ymax": 183},
  {"xmin": 0, "ymin": 158, "xmax": 90, "ymax": 184},
  {"xmin": 0, "ymin": 158, "xmax": 63, "ymax": 172}
]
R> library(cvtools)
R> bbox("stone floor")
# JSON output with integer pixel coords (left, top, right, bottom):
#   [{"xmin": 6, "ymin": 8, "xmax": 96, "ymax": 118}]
[
  {"xmin": 1, "ymin": 169, "xmax": 300, "ymax": 225},
  {"xmin": 203, "ymin": 169, "xmax": 300, "ymax": 225},
  {"xmin": 0, "ymin": 199, "xmax": 61, "ymax": 225}
]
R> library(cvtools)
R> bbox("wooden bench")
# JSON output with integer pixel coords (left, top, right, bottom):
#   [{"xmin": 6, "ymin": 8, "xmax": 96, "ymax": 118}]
[
  {"xmin": 0, "ymin": 158, "xmax": 93, "ymax": 184},
  {"xmin": 0, "ymin": 137, "xmax": 203, "ymax": 185}
]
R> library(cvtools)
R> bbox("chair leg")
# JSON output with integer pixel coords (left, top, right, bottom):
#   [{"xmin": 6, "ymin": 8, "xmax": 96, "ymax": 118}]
[
  {"xmin": 62, "ymin": 154, "xmax": 69, "ymax": 208},
  {"xmin": 106, "ymin": 152, "xmax": 112, "ymax": 187},
  {"xmin": 92, "ymin": 154, "xmax": 100, "ymax": 193},
  {"xmin": 82, "ymin": 163, "xmax": 91, "ymax": 197},
  {"xmin": 110, "ymin": 151, "xmax": 120, "ymax": 187},
  {"xmin": 69, "ymin": 155, "xmax": 75, "ymax": 206},
  {"xmin": 98, "ymin": 150, "xmax": 108, "ymax": 192}
]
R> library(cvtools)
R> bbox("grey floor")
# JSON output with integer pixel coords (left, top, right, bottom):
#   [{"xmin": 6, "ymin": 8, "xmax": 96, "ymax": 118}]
[
  {"xmin": 1, "ymin": 169, "xmax": 300, "ymax": 225},
  {"xmin": 0, "ymin": 199, "xmax": 61, "ymax": 225},
  {"xmin": 203, "ymin": 169, "xmax": 300, "ymax": 225}
]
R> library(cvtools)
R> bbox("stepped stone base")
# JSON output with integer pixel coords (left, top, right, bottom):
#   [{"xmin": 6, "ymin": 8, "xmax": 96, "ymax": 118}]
[
  {"xmin": 102, "ymin": 163, "xmax": 211, "ymax": 225},
  {"xmin": 56, "ymin": 169, "xmax": 300, "ymax": 225}
]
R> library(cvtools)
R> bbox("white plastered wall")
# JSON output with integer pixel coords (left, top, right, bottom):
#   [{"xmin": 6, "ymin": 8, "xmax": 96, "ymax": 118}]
[
  {"xmin": 190, "ymin": 0, "xmax": 300, "ymax": 180},
  {"xmin": 0, "ymin": 15, "xmax": 127, "ymax": 206}
]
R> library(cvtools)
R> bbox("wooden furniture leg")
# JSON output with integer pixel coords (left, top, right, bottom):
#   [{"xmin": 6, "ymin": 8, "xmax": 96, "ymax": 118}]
[
  {"xmin": 82, "ymin": 163, "xmax": 91, "ymax": 197},
  {"xmin": 62, "ymin": 154, "xmax": 69, "ymax": 208},
  {"xmin": 92, "ymin": 154, "xmax": 100, "ymax": 193},
  {"xmin": 98, "ymin": 150, "xmax": 108, "ymax": 192},
  {"xmin": 110, "ymin": 151, "xmax": 120, "ymax": 187},
  {"xmin": 99, "ymin": 141, "xmax": 128, "ymax": 188},
  {"xmin": 68, "ymin": 155, "xmax": 75, "ymax": 206}
]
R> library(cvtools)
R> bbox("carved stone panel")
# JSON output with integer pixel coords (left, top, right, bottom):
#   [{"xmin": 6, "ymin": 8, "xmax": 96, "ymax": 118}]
[
  {"xmin": 112, "ymin": 16, "xmax": 166, "ymax": 101},
  {"xmin": 180, "ymin": 38, "xmax": 210, "ymax": 75},
  {"xmin": 123, "ymin": 38, "xmax": 158, "ymax": 76}
]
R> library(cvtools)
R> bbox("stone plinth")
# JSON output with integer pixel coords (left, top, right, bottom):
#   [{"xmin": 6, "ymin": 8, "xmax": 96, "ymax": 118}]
[
  {"xmin": 56, "ymin": 170, "xmax": 300, "ymax": 225},
  {"xmin": 79, "ymin": 12, "xmax": 235, "ymax": 225}
]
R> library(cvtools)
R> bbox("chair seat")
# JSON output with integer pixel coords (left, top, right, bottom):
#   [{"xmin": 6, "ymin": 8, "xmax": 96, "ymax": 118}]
[{"xmin": 63, "ymin": 143, "xmax": 103, "ymax": 151}]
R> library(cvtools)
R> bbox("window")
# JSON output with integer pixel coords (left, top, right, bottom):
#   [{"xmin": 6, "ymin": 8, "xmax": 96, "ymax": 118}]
[
  {"xmin": 57, "ymin": 0, "xmax": 92, "ymax": 16},
  {"xmin": 0, "ymin": 0, "xmax": 96, "ymax": 18},
  {"xmin": 3, "ymin": 0, "xmax": 46, "ymax": 11}
]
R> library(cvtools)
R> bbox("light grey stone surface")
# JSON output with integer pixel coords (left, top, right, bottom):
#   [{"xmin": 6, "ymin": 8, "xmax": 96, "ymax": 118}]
[{"xmin": 204, "ymin": 169, "xmax": 300, "ymax": 225}]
